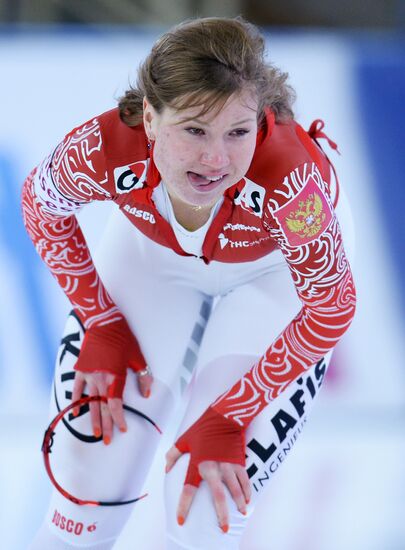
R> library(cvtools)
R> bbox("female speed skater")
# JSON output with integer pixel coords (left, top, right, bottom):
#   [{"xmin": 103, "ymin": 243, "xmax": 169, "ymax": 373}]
[{"xmin": 23, "ymin": 16, "xmax": 356, "ymax": 549}]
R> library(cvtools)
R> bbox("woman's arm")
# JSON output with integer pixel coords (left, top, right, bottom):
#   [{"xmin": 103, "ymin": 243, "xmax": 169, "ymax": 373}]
[
  {"xmin": 211, "ymin": 161, "xmax": 356, "ymax": 426},
  {"xmin": 22, "ymin": 117, "xmax": 151, "ymax": 440}
]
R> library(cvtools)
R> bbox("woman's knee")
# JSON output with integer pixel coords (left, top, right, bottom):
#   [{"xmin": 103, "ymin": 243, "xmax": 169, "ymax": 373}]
[{"xmin": 164, "ymin": 453, "xmax": 246, "ymax": 549}]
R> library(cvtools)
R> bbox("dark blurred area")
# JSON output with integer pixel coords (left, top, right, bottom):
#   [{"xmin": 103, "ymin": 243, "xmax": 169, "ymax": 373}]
[{"xmin": 1, "ymin": 0, "xmax": 404, "ymax": 29}]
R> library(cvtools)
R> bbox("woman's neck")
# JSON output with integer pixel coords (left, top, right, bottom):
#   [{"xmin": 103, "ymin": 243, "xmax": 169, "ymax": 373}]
[{"xmin": 168, "ymin": 192, "xmax": 217, "ymax": 232}]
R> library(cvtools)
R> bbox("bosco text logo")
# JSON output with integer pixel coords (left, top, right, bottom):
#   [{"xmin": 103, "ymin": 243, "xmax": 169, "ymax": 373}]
[
  {"xmin": 234, "ymin": 178, "xmax": 266, "ymax": 218},
  {"xmin": 123, "ymin": 204, "xmax": 156, "ymax": 224},
  {"xmin": 52, "ymin": 509, "xmax": 97, "ymax": 535},
  {"xmin": 114, "ymin": 160, "xmax": 148, "ymax": 194}
]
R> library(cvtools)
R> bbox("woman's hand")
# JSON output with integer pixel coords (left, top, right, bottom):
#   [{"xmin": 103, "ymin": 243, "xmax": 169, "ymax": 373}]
[
  {"xmin": 165, "ymin": 406, "xmax": 251, "ymax": 532},
  {"xmin": 71, "ymin": 368, "xmax": 153, "ymax": 444},
  {"xmin": 165, "ymin": 451, "xmax": 250, "ymax": 532},
  {"xmin": 71, "ymin": 317, "xmax": 152, "ymax": 443}
]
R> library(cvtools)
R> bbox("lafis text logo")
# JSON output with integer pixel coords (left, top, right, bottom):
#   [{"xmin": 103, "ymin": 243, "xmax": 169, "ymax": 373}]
[
  {"xmin": 234, "ymin": 178, "xmax": 266, "ymax": 217},
  {"xmin": 114, "ymin": 160, "xmax": 148, "ymax": 194}
]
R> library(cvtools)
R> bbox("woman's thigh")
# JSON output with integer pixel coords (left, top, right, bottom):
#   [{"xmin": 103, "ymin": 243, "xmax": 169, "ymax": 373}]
[{"xmin": 164, "ymin": 263, "xmax": 333, "ymax": 549}]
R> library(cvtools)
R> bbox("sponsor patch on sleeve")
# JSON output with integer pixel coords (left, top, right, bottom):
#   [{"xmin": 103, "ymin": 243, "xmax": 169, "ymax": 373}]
[
  {"xmin": 272, "ymin": 177, "xmax": 333, "ymax": 247},
  {"xmin": 113, "ymin": 161, "xmax": 148, "ymax": 194},
  {"xmin": 233, "ymin": 178, "xmax": 266, "ymax": 217}
]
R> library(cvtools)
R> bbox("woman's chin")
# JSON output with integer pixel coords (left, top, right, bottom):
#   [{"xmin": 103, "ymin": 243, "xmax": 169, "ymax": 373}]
[{"xmin": 183, "ymin": 192, "xmax": 223, "ymax": 211}]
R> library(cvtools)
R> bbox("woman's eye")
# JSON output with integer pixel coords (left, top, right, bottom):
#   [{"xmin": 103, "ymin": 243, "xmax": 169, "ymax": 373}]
[
  {"xmin": 185, "ymin": 127, "xmax": 250, "ymax": 137},
  {"xmin": 230, "ymin": 129, "xmax": 250, "ymax": 137},
  {"xmin": 186, "ymin": 127, "xmax": 205, "ymax": 136}
]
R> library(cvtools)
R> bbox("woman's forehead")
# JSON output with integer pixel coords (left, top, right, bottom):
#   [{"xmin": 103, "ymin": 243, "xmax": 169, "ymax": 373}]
[{"xmin": 165, "ymin": 91, "xmax": 258, "ymax": 124}]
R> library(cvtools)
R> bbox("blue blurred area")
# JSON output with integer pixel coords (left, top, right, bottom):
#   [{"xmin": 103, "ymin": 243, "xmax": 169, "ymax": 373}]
[{"xmin": 354, "ymin": 36, "xmax": 405, "ymax": 316}]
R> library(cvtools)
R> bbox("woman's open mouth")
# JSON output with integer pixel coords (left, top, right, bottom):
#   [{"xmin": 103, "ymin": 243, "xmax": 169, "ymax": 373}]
[{"xmin": 187, "ymin": 171, "xmax": 227, "ymax": 192}]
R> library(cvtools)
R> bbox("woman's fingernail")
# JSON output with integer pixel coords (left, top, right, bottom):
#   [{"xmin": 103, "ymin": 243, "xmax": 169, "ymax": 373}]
[
  {"xmin": 177, "ymin": 516, "xmax": 185, "ymax": 526},
  {"xmin": 120, "ymin": 425, "xmax": 127, "ymax": 433},
  {"xmin": 165, "ymin": 464, "xmax": 170, "ymax": 473},
  {"xmin": 246, "ymin": 498, "xmax": 250, "ymax": 504},
  {"xmin": 73, "ymin": 408, "xmax": 79, "ymax": 417},
  {"xmin": 241, "ymin": 509, "xmax": 247, "ymax": 516},
  {"xmin": 103, "ymin": 435, "xmax": 111, "ymax": 445},
  {"xmin": 221, "ymin": 524, "xmax": 229, "ymax": 533},
  {"xmin": 94, "ymin": 428, "xmax": 101, "ymax": 438},
  {"xmin": 144, "ymin": 389, "xmax": 151, "ymax": 398}
]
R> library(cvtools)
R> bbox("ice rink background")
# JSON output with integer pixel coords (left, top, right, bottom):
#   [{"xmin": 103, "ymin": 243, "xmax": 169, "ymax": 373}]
[{"xmin": 0, "ymin": 26, "xmax": 404, "ymax": 549}]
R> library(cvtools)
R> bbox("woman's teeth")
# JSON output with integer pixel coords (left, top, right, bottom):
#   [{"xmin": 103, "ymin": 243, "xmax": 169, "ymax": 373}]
[
  {"xmin": 205, "ymin": 175, "xmax": 222, "ymax": 181},
  {"xmin": 192, "ymin": 172, "xmax": 224, "ymax": 182}
]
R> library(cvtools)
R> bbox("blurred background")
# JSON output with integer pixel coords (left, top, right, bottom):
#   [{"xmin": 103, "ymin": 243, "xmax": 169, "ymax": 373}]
[{"xmin": 0, "ymin": 1, "xmax": 404, "ymax": 549}]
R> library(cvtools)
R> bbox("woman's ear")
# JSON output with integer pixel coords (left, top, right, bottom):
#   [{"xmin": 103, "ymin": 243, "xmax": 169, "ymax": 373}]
[{"xmin": 143, "ymin": 97, "xmax": 156, "ymax": 141}]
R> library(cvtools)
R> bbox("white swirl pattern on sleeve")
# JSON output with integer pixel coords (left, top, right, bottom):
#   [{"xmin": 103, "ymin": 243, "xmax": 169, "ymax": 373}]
[{"xmin": 22, "ymin": 118, "xmax": 122, "ymax": 328}]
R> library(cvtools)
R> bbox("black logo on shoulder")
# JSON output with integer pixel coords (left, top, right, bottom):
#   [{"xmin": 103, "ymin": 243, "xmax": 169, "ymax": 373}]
[
  {"xmin": 114, "ymin": 161, "xmax": 148, "ymax": 194},
  {"xmin": 234, "ymin": 177, "xmax": 266, "ymax": 217}
]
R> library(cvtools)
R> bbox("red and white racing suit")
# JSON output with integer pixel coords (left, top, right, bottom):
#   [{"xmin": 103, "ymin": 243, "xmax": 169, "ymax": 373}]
[{"xmin": 23, "ymin": 108, "xmax": 356, "ymax": 549}]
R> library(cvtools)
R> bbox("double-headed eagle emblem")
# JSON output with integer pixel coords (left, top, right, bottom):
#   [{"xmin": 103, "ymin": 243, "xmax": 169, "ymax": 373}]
[{"xmin": 285, "ymin": 192, "xmax": 326, "ymax": 238}]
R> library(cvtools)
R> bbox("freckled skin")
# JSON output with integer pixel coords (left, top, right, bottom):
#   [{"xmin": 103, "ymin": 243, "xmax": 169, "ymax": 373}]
[{"xmin": 143, "ymin": 91, "xmax": 258, "ymax": 214}]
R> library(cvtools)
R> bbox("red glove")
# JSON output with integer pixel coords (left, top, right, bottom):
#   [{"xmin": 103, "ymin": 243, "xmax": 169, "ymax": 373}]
[
  {"xmin": 175, "ymin": 407, "xmax": 246, "ymax": 487},
  {"xmin": 74, "ymin": 317, "xmax": 147, "ymax": 399}
]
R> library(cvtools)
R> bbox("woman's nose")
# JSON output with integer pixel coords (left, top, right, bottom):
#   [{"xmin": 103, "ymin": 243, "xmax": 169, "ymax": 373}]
[{"xmin": 200, "ymin": 143, "xmax": 230, "ymax": 169}]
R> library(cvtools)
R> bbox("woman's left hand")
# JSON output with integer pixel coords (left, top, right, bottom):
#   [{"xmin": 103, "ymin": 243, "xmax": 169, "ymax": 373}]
[
  {"xmin": 165, "ymin": 451, "xmax": 250, "ymax": 532},
  {"xmin": 165, "ymin": 406, "xmax": 251, "ymax": 532}
]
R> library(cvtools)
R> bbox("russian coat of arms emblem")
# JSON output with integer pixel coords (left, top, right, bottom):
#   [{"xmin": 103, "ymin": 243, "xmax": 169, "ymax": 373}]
[
  {"xmin": 272, "ymin": 172, "xmax": 333, "ymax": 247},
  {"xmin": 285, "ymin": 192, "xmax": 326, "ymax": 239}
]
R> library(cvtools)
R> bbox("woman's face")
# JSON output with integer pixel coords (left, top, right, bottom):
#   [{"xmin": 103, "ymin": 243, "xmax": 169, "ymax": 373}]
[{"xmin": 143, "ymin": 91, "xmax": 258, "ymax": 209}]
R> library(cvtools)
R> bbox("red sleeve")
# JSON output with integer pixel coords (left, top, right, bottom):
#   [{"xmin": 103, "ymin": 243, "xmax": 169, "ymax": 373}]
[
  {"xmin": 211, "ymin": 162, "xmax": 356, "ymax": 426},
  {"xmin": 21, "ymin": 117, "xmax": 122, "ymax": 328}
]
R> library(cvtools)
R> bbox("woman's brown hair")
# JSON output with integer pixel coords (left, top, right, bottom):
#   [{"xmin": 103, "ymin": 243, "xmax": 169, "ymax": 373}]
[{"xmin": 118, "ymin": 16, "xmax": 295, "ymax": 127}]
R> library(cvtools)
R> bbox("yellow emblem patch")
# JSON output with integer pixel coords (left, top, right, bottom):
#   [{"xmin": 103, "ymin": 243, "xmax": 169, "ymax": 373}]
[{"xmin": 285, "ymin": 193, "xmax": 326, "ymax": 239}]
